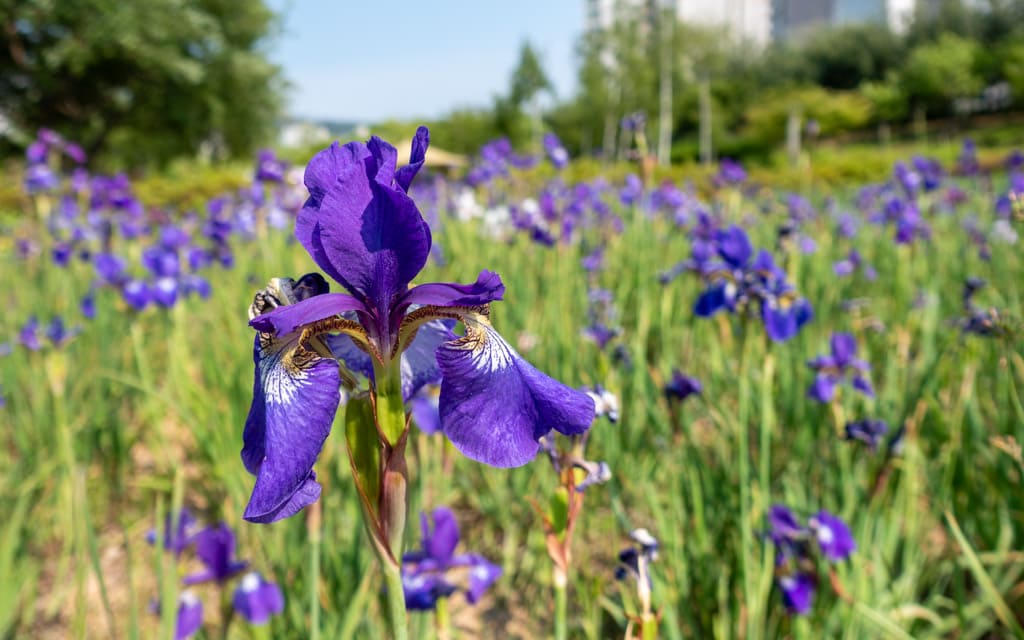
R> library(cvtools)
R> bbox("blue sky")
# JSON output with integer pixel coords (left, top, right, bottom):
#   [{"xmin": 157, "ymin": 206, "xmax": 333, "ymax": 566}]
[{"xmin": 268, "ymin": 2, "xmax": 583, "ymax": 123}]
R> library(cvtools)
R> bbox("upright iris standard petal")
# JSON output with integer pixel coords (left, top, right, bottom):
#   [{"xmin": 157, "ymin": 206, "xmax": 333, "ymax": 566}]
[
  {"xmin": 242, "ymin": 330, "xmax": 340, "ymax": 523},
  {"xmin": 830, "ymin": 333, "xmax": 858, "ymax": 368},
  {"xmin": 716, "ymin": 226, "xmax": 753, "ymax": 267},
  {"xmin": 395, "ymin": 126, "xmax": 430, "ymax": 192},
  {"xmin": 183, "ymin": 523, "xmax": 249, "ymax": 585},
  {"xmin": 303, "ymin": 141, "xmax": 430, "ymax": 312},
  {"xmin": 436, "ymin": 314, "xmax": 596, "ymax": 467},
  {"xmin": 421, "ymin": 507, "xmax": 460, "ymax": 567}
]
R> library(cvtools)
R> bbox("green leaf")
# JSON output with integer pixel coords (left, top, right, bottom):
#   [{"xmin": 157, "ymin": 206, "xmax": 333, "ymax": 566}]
[
  {"xmin": 345, "ymin": 396, "xmax": 381, "ymax": 514},
  {"xmin": 548, "ymin": 487, "xmax": 570, "ymax": 536}
]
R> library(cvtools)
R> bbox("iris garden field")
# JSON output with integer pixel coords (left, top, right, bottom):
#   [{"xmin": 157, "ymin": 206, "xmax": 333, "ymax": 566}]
[{"xmin": 1, "ymin": 127, "xmax": 1023, "ymax": 639}]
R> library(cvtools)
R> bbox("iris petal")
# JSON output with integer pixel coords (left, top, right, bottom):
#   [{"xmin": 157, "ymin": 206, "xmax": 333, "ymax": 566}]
[
  {"xmin": 436, "ymin": 317, "xmax": 595, "ymax": 467},
  {"xmin": 395, "ymin": 126, "xmax": 430, "ymax": 192},
  {"xmin": 249, "ymin": 292, "xmax": 363, "ymax": 336},
  {"xmin": 241, "ymin": 332, "xmax": 340, "ymax": 523},
  {"xmin": 401, "ymin": 271, "xmax": 505, "ymax": 308},
  {"xmin": 306, "ymin": 142, "xmax": 430, "ymax": 312},
  {"xmin": 422, "ymin": 507, "xmax": 460, "ymax": 567}
]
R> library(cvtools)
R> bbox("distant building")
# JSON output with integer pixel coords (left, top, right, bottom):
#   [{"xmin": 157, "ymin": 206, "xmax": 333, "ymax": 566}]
[
  {"xmin": 772, "ymin": 0, "xmax": 917, "ymax": 41},
  {"xmin": 586, "ymin": 0, "xmax": 771, "ymax": 47},
  {"xmin": 673, "ymin": 0, "xmax": 772, "ymax": 47},
  {"xmin": 278, "ymin": 120, "xmax": 331, "ymax": 149}
]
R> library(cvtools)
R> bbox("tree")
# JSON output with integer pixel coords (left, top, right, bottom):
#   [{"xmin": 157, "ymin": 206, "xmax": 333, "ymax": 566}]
[
  {"xmin": 0, "ymin": 0, "xmax": 284, "ymax": 167},
  {"xmin": 800, "ymin": 24, "xmax": 904, "ymax": 90},
  {"xmin": 900, "ymin": 33, "xmax": 983, "ymax": 117}
]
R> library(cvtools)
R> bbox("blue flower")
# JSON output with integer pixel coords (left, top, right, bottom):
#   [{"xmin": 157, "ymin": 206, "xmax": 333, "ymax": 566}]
[
  {"xmin": 692, "ymin": 226, "xmax": 812, "ymax": 341},
  {"xmin": 183, "ymin": 523, "xmax": 249, "ymax": 585},
  {"xmin": 844, "ymin": 419, "xmax": 888, "ymax": 450},
  {"xmin": 401, "ymin": 507, "xmax": 502, "ymax": 610},
  {"xmin": 778, "ymin": 573, "xmax": 815, "ymax": 615},
  {"xmin": 809, "ymin": 511, "xmax": 856, "ymax": 562},
  {"xmin": 806, "ymin": 333, "xmax": 873, "ymax": 403},
  {"xmin": 243, "ymin": 129, "xmax": 594, "ymax": 522},
  {"xmin": 232, "ymin": 572, "xmax": 285, "ymax": 624}
]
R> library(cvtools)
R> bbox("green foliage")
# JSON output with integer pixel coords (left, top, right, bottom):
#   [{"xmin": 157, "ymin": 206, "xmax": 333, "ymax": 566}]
[
  {"xmin": 799, "ymin": 24, "xmax": 905, "ymax": 90},
  {"xmin": 901, "ymin": 33, "xmax": 984, "ymax": 115},
  {"xmin": 0, "ymin": 0, "xmax": 284, "ymax": 167},
  {"xmin": 860, "ymin": 73, "xmax": 909, "ymax": 123},
  {"xmin": 742, "ymin": 87, "xmax": 873, "ymax": 148}
]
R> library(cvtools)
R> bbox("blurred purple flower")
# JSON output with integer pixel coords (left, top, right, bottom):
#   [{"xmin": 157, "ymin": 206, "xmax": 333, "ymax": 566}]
[
  {"xmin": 233, "ymin": 572, "xmax": 284, "ymax": 624},
  {"xmin": 183, "ymin": 523, "xmax": 249, "ymax": 585},
  {"xmin": 807, "ymin": 333, "xmax": 873, "ymax": 403},
  {"xmin": 402, "ymin": 507, "xmax": 502, "ymax": 610}
]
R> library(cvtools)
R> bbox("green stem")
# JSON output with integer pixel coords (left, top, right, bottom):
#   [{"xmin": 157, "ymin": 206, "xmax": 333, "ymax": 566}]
[
  {"xmin": 434, "ymin": 595, "xmax": 451, "ymax": 640},
  {"xmin": 308, "ymin": 501, "xmax": 321, "ymax": 640},
  {"xmin": 737, "ymin": 329, "xmax": 753, "ymax": 635},
  {"xmin": 382, "ymin": 560, "xmax": 409, "ymax": 640},
  {"xmin": 554, "ymin": 569, "xmax": 568, "ymax": 640}
]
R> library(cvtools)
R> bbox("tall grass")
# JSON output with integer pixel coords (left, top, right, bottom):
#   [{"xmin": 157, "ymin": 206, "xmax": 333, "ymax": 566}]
[{"xmin": 0, "ymin": 166, "xmax": 1021, "ymax": 638}]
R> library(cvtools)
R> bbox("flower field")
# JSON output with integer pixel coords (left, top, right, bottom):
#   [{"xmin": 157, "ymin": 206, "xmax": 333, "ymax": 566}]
[{"xmin": 1, "ymin": 128, "xmax": 1022, "ymax": 639}]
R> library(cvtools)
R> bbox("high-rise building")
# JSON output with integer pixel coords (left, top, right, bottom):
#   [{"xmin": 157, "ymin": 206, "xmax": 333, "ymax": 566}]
[
  {"xmin": 586, "ymin": 0, "xmax": 772, "ymax": 47},
  {"xmin": 772, "ymin": 0, "xmax": 919, "ymax": 41},
  {"xmin": 673, "ymin": 0, "xmax": 773, "ymax": 47}
]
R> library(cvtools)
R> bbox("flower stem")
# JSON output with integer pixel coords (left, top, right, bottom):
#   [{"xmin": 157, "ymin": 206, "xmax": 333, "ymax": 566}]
[
  {"xmin": 554, "ymin": 567, "xmax": 568, "ymax": 640},
  {"xmin": 307, "ymin": 500, "xmax": 321, "ymax": 640},
  {"xmin": 371, "ymin": 362, "xmax": 411, "ymax": 639},
  {"xmin": 382, "ymin": 559, "xmax": 409, "ymax": 640},
  {"xmin": 434, "ymin": 595, "xmax": 452, "ymax": 640}
]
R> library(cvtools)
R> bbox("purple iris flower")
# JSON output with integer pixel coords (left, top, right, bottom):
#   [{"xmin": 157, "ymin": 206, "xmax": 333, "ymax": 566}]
[
  {"xmin": 832, "ymin": 249, "xmax": 877, "ymax": 281},
  {"xmin": 152, "ymin": 277, "xmax": 180, "ymax": 308},
  {"xmin": 183, "ymin": 523, "xmax": 249, "ymax": 585},
  {"xmin": 715, "ymin": 158, "xmax": 747, "ymax": 186},
  {"xmin": 664, "ymin": 370, "xmax": 701, "ymax": 403},
  {"xmin": 26, "ymin": 141, "xmax": 48, "ymax": 163},
  {"xmin": 844, "ymin": 419, "xmax": 888, "ymax": 450},
  {"xmin": 809, "ymin": 511, "xmax": 856, "ymax": 561},
  {"xmin": 81, "ymin": 291, "xmax": 97, "ymax": 320},
  {"xmin": 255, "ymin": 149, "xmax": 286, "ymax": 183},
  {"xmin": 64, "ymin": 142, "xmax": 87, "ymax": 164},
  {"xmin": 778, "ymin": 573, "xmax": 815, "ymax": 615},
  {"xmin": 19, "ymin": 317, "xmax": 42, "ymax": 351},
  {"xmin": 233, "ymin": 572, "xmax": 285, "ymax": 624},
  {"xmin": 766, "ymin": 504, "xmax": 806, "ymax": 547},
  {"xmin": 25, "ymin": 164, "xmax": 59, "ymax": 193},
  {"xmin": 692, "ymin": 226, "xmax": 813, "ymax": 342},
  {"xmin": 956, "ymin": 138, "xmax": 980, "ymax": 176},
  {"xmin": 123, "ymin": 279, "xmax": 152, "ymax": 311},
  {"xmin": 243, "ymin": 129, "xmax": 594, "ymax": 523},
  {"xmin": 146, "ymin": 508, "xmax": 197, "ymax": 555},
  {"xmin": 543, "ymin": 133, "xmax": 569, "ymax": 170},
  {"xmin": 621, "ymin": 112, "xmax": 646, "ymax": 132},
  {"xmin": 95, "ymin": 253, "xmax": 128, "ymax": 285},
  {"xmin": 402, "ymin": 507, "xmax": 502, "ymax": 610},
  {"xmin": 174, "ymin": 591, "xmax": 203, "ymax": 640},
  {"xmin": 620, "ymin": 174, "xmax": 644, "ymax": 206},
  {"xmin": 45, "ymin": 316, "xmax": 80, "ymax": 347},
  {"xmin": 807, "ymin": 333, "xmax": 873, "ymax": 403}
]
